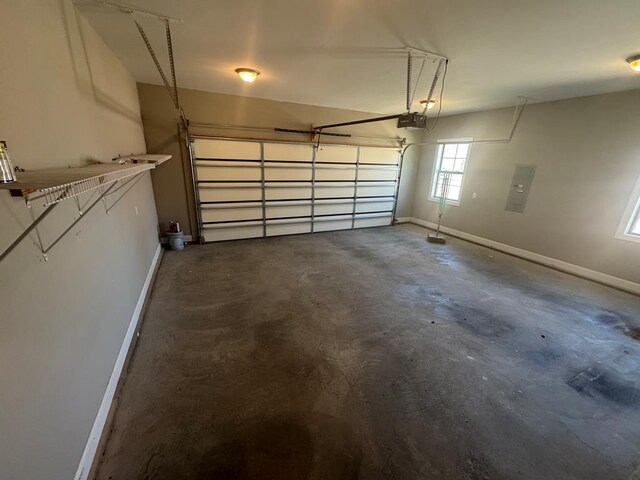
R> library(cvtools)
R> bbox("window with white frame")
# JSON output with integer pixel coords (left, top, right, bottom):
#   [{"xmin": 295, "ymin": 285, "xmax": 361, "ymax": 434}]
[
  {"xmin": 630, "ymin": 212, "xmax": 640, "ymax": 236},
  {"xmin": 616, "ymin": 173, "xmax": 640, "ymax": 243},
  {"xmin": 429, "ymin": 141, "xmax": 471, "ymax": 204}
]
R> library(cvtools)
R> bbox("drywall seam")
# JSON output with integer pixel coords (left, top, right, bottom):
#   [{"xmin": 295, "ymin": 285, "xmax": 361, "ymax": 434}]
[
  {"xmin": 399, "ymin": 217, "xmax": 640, "ymax": 296},
  {"xmin": 74, "ymin": 242, "xmax": 162, "ymax": 480}
]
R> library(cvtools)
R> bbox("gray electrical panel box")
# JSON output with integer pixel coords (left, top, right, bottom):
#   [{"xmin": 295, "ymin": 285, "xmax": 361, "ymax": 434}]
[{"xmin": 505, "ymin": 164, "xmax": 536, "ymax": 213}]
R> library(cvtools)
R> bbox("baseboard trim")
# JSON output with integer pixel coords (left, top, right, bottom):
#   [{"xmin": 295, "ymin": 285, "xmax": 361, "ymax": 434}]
[
  {"xmin": 402, "ymin": 217, "xmax": 640, "ymax": 296},
  {"xmin": 74, "ymin": 242, "xmax": 163, "ymax": 480}
]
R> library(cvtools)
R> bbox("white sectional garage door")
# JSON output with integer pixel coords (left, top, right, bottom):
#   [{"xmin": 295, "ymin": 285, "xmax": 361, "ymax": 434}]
[{"xmin": 190, "ymin": 137, "xmax": 401, "ymax": 242}]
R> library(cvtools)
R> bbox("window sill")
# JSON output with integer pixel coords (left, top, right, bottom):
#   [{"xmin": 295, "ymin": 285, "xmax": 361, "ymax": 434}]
[
  {"xmin": 428, "ymin": 196, "xmax": 460, "ymax": 207},
  {"xmin": 614, "ymin": 232, "xmax": 640, "ymax": 244}
]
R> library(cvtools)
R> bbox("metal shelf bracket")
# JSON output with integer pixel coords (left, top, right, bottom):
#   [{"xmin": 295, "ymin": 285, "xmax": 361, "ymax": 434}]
[{"xmin": 0, "ymin": 156, "xmax": 169, "ymax": 264}]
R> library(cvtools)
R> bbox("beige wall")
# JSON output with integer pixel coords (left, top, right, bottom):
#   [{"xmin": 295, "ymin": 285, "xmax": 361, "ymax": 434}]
[
  {"xmin": 137, "ymin": 83, "xmax": 420, "ymax": 238},
  {"xmin": 412, "ymin": 90, "xmax": 640, "ymax": 284},
  {"xmin": 0, "ymin": 2, "xmax": 159, "ymax": 479}
]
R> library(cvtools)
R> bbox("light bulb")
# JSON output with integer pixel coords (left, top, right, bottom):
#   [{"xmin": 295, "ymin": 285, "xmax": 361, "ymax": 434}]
[
  {"xmin": 235, "ymin": 68, "xmax": 260, "ymax": 83},
  {"xmin": 627, "ymin": 55, "xmax": 640, "ymax": 72},
  {"xmin": 420, "ymin": 100, "xmax": 437, "ymax": 110}
]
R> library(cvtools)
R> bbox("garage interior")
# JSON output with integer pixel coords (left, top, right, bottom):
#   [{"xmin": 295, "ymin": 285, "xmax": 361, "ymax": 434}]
[{"xmin": 1, "ymin": 1, "xmax": 640, "ymax": 479}]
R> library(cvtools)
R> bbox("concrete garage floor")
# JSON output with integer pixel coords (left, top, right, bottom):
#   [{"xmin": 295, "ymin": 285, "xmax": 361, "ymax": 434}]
[{"xmin": 96, "ymin": 224, "xmax": 640, "ymax": 480}]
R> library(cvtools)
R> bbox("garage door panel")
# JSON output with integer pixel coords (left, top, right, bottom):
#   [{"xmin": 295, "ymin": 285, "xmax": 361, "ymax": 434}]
[
  {"xmin": 264, "ymin": 166, "xmax": 312, "ymax": 181},
  {"xmin": 266, "ymin": 186, "xmax": 312, "ymax": 200},
  {"xmin": 266, "ymin": 204, "xmax": 312, "ymax": 219},
  {"xmin": 315, "ymin": 167, "xmax": 356, "ymax": 181},
  {"xmin": 264, "ymin": 143, "xmax": 313, "ymax": 162},
  {"xmin": 315, "ymin": 202, "xmax": 353, "ymax": 216},
  {"xmin": 266, "ymin": 222, "xmax": 311, "ymax": 237},
  {"xmin": 196, "ymin": 166, "xmax": 262, "ymax": 181},
  {"xmin": 357, "ymin": 167, "xmax": 398, "ymax": 181},
  {"xmin": 316, "ymin": 145, "xmax": 357, "ymax": 163},
  {"xmin": 195, "ymin": 160, "xmax": 259, "ymax": 168},
  {"xmin": 354, "ymin": 215, "xmax": 393, "ymax": 228},
  {"xmin": 357, "ymin": 185, "xmax": 396, "ymax": 197},
  {"xmin": 198, "ymin": 187, "xmax": 262, "ymax": 203},
  {"xmin": 315, "ymin": 186, "xmax": 355, "ymax": 199},
  {"xmin": 203, "ymin": 224, "xmax": 263, "ymax": 242},
  {"xmin": 359, "ymin": 147, "xmax": 399, "ymax": 164},
  {"xmin": 194, "ymin": 139, "xmax": 260, "ymax": 160},
  {"xmin": 356, "ymin": 200, "xmax": 395, "ymax": 214},
  {"xmin": 201, "ymin": 206, "xmax": 262, "ymax": 223},
  {"xmin": 314, "ymin": 219, "xmax": 352, "ymax": 232}
]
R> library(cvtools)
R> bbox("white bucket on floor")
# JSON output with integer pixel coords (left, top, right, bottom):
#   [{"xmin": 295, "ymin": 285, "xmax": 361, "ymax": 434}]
[{"xmin": 167, "ymin": 231, "xmax": 185, "ymax": 251}]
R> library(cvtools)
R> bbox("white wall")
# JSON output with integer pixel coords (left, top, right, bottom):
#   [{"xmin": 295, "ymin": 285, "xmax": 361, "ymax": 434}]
[
  {"xmin": 0, "ymin": 2, "xmax": 159, "ymax": 479},
  {"xmin": 411, "ymin": 90, "xmax": 640, "ymax": 285}
]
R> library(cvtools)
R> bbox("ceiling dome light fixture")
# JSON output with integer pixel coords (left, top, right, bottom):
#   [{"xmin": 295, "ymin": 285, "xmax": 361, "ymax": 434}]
[
  {"xmin": 627, "ymin": 54, "xmax": 640, "ymax": 72},
  {"xmin": 420, "ymin": 99, "xmax": 437, "ymax": 110},
  {"xmin": 235, "ymin": 67, "xmax": 260, "ymax": 83}
]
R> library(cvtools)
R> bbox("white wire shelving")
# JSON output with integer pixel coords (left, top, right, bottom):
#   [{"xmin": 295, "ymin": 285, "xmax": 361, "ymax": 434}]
[
  {"xmin": 0, "ymin": 155, "xmax": 170, "ymax": 206},
  {"xmin": 0, "ymin": 154, "xmax": 170, "ymax": 263}
]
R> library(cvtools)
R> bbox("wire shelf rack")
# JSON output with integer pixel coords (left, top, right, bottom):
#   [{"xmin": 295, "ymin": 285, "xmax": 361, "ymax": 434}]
[
  {"xmin": 0, "ymin": 160, "xmax": 168, "ymax": 206},
  {"xmin": 0, "ymin": 155, "xmax": 170, "ymax": 264}
]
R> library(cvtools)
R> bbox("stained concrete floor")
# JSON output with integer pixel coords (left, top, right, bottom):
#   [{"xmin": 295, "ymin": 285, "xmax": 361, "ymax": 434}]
[{"xmin": 96, "ymin": 224, "xmax": 640, "ymax": 480}]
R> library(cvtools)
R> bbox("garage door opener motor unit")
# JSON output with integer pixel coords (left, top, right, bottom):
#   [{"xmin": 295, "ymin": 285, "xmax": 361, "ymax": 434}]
[{"xmin": 397, "ymin": 112, "xmax": 427, "ymax": 129}]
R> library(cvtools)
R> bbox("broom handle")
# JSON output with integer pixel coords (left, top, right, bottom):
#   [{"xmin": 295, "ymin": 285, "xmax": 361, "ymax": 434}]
[{"xmin": 436, "ymin": 171, "xmax": 452, "ymax": 237}]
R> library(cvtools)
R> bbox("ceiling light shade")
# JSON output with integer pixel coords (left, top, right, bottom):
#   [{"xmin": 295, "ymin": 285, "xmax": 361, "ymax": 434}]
[
  {"xmin": 420, "ymin": 100, "xmax": 437, "ymax": 110},
  {"xmin": 627, "ymin": 55, "xmax": 640, "ymax": 72},
  {"xmin": 235, "ymin": 67, "xmax": 260, "ymax": 82}
]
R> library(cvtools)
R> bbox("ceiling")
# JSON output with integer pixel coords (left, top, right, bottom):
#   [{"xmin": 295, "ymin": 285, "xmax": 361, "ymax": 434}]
[{"xmin": 79, "ymin": 0, "xmax": 640, "ymax": 115}]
